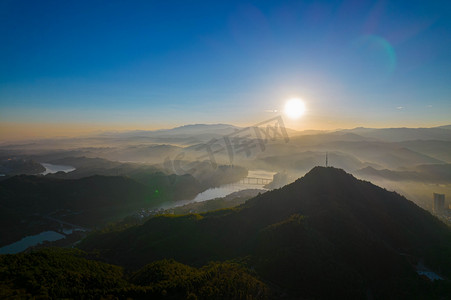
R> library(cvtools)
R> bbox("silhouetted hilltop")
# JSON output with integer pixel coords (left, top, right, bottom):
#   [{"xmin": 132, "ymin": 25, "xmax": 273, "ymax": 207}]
[{"xmin": 80, "ymin": 167, "xmax": 451, "ymax": 298}]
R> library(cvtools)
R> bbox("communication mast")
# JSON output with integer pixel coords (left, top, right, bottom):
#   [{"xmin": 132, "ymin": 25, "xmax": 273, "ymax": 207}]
[{"xmin": 326, "ymin": 152, "xmax": 328, "ymax": 167}]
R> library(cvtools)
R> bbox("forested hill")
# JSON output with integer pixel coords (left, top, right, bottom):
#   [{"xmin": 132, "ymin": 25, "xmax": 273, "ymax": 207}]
[
  {"xmin": 80, "ymin": 167, "xmax": 451, "ymax": 299},
  {"xmin": 0, "ymin": 173, "xmax": 201, "ymax": 246},
  {"xmin": 0, "ymin": 248, "xmax": 269, "ymax": 299}
]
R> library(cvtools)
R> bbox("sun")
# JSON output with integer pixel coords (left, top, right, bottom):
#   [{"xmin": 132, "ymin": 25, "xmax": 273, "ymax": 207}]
[{"xmin": 284, "ymin": 98, "xmax": 305, "ymax": 119}]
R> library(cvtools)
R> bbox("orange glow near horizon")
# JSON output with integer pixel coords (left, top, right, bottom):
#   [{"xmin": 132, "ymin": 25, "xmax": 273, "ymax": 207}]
[
  {"xmin": 0, "ymin": 118, "xmax": 449, "ymax": 143},
  {"xmin": 0, "ymin": 122, "xmax": 165, "ymax": 142}
]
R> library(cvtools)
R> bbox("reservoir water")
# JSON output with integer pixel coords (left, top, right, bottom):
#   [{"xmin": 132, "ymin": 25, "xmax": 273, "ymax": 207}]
[
  {"xmin": 0, "ymin": 231, "xmax": 66, "ymax": 254},
  {"xmin": 40, "ymin": 163, "xmax": 76, "ymax": 175}
]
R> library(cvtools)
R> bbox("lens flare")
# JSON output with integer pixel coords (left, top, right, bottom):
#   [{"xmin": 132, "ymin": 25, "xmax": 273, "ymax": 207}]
[{"xmin": 352, "ymin": 35, "xmax": 397, "ymax": 75}]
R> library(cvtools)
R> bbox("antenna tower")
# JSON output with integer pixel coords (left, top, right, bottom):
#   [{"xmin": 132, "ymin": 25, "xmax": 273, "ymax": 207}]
[{"xmin": 326, "ymin": 152, "xmax": 328, "ymax": 167}]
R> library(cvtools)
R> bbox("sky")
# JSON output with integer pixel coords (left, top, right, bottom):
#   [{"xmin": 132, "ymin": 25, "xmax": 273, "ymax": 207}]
[{"xmin": 1, "ymin": 0, "xmax": 451, "ymax": 140}]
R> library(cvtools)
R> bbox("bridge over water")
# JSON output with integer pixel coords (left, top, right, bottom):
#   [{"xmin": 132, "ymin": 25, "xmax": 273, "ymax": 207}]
[{"xmin": 240, "ymin": 177, "xmax": 272, "ymax": 185}]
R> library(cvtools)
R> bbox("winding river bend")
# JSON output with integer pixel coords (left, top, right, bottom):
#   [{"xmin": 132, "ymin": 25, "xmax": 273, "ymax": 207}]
[{"xmin": 162, "ymin": 169, "xmax": 276, "ymax": 209}]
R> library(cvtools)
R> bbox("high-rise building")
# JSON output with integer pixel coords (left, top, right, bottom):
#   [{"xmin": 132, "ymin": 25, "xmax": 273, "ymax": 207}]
[{"xmin": 433, "ymin": 193, "xmax": 445, "ymax": 213}]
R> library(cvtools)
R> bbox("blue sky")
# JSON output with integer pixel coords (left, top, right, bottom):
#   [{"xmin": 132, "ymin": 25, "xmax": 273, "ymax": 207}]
[{"xmin": 1, "ymin": 0, "xmax": 451, "ymax": 139}]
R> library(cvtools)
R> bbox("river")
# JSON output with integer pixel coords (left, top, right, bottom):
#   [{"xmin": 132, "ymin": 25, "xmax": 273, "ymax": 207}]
[{"xmin": 162, "ymin": 169, "xmax": 276, "ymax": 209}]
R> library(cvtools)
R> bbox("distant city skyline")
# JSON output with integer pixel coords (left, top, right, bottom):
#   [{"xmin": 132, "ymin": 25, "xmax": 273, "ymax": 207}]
[{"xmin": 1, "ymin": 0, "xmax": 451, "ymax": 140}]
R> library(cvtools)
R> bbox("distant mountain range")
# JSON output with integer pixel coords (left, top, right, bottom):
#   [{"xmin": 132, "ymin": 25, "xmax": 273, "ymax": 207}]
[
  {"xmin": 338, "ymin": 125, "xmax": 451, "ymax": 142},
  {"xmin": 1, "ymin": 124, "xmax": 449, "ymax": 169},
  {"xmin": 6, "ymin": 123, "xmax": 450, "ymax": 149},
  {"xmin": 95, "ymin": 123, "xmax": 451, "ymax": 142},
  {"xmin": 355, "ymin": 164, "xmax": 451, "ymax": 183},
  {"xmin": 95, "ymin": 123, "xmax": 241, "ymax": 142}
]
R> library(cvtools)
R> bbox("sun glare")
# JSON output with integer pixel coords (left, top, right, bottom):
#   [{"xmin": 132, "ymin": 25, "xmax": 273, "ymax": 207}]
[{"xmin": 284, "ymin": 98, "xmax": 306, "ymax": 119}]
